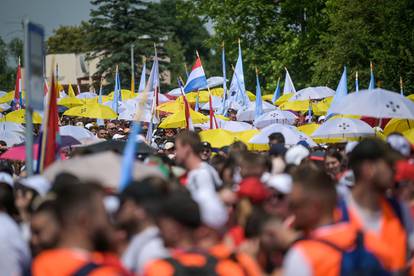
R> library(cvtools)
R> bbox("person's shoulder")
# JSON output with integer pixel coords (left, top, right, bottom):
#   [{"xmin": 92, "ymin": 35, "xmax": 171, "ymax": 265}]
[
  {"xmin": 143, "ymin": 258, "xmax": 174, "ymax": 276},
  {"xmin": 32, "ymin": 249, "xmax": 86, "ymax": 276}
]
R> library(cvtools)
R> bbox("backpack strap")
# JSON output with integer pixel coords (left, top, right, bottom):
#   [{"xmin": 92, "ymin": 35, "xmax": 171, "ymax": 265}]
[
  {"xmin": 72, "ymin": 262, "xmax": 102, "ymax": 276},
  {"xmin": 338, "ymin": 196, "xmax": 350, "ymax": 222},
  {"xmin": 386, "ymin": 197, "xmax": 404, "ymax": 227}
]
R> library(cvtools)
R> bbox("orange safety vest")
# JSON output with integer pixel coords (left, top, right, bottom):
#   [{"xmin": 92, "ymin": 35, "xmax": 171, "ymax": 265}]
[
  {"xmin": 292, "ymin": 223, "xmax": 394, "ymax": 276},
  {"xmin": 343, "ymin": 198, "xmax": 408, "ymax": 270}
]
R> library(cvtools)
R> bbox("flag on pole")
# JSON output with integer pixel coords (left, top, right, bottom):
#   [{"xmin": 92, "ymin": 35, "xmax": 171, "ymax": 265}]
[
  {"xmin": 219, "ymin": 43, "xmax": 228, "ymax": 115},
  {"xmin": 184, "ymin": 63, "xmax": 189, "ymax": 79},
  {"xmin": 271, "ymin": 77, "xmax": 281, "ymax": 103},
  {"xmin": 307, "ymin": 100, "xmax": 312, "ymax": 123},
  {"xmin": 255, "ymin": 68, "xmax": 263, "ymax": 120},
  {"xmin": 178, "ymin": 78, "xmax": 194, "ymax": 130},
  {"xmin": 68, "ymin": 84, "xmax": 76, "ymax": 97},
  {"xmin": 368, "ymin": 61, "xmax": 375, "ymax": 90},
  {"xmin": 119, "ymin": 121, "xmax": 141, "ymax": 192},
  {"xmin": 44, "ymin": 77, "xmax": 49, "ymax": 96},
  {"xmin": 40, "ymin": 65, "xmax": 60, "ymax": 171},
  {"xmin": 138, "ymin": 57, "xmax": 146, "ymax": 92},
  {"xmin": 56, "ymin": 64, "xmax": 61, "ymax": 98},
  {"xmin": 400, "ymin": 76, "xmax": 404, "ymax": 96},
  {"xmin": 327, "ymin": 66, "xmax": 347, "ymax": 116},
  {"xmin": 195, "ymin": 93, "xmax": 200, "ymax": 112},
  {"xmin": 77, "ymin": 84, "xmax": 81, "ymax": 95},
  {"xmin": 130, "ymin": 45, "xmax": 135, "ymax": 93},
  {"xmin": 228, "ymin": 39, "xmax": 248, "ymax": 107},
  {"xmin": 97, "ymin": 77, "xmax": 104, "ymax": 126},
  {"xmin": 208, "ymin": 94, "xmax": 218, "ymax": 129},
  {"xmin": 112, "ymin": 65, "xmax": 121, "ymax": 114},
  {"xmin": 184, "ymin": 53, "xmax": 208, "ymax": 93},
  {"xmin": 355, "ymin": 71, "xmax": 359, "ymax": 93},
  {"xmin": 13, "ymin": 57, "xmax": 22, "ymax": 110},
  {"xmin": 283, "ymin": 68, "xmax": 296, "ymax": 95}
]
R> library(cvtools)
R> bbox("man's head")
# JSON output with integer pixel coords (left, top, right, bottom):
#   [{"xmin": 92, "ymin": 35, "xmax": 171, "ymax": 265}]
[
  {"xmin": 289, "ymin": 165, "xmax": 336, "ymax": 232},
  {"xmin": 30, "ymin": 199, "xmax": 60, "ymax": 256},
  {"xmin": 349, "ymin": 138, "xmax": 397, "ymax": 192},
  {"xmin": 174, "ymin": 130, "xmax": 202, "ymax": 167},
  {"xmin": 268, "ymin": 132, "xmax": 285, "ymax": 146},
  {"xmin": 97, "ymin": 127, "xmax": 109, "ymax": 140},
  {"xmin": 117, "ymin": 177, "xmax": 169, "ymax": 237},
  {"xmin": 106, "ymin": 122, "xmax": 117, "ymax": 137},
  {"xmin": 157, "ymin": 191, "xmax": 201, "ymax": 248},
  {"xmin": 52, "ymin": 181, "xmax": 111, "ymax": 251},
  {"xmin": 200, "ymin": 142, "xmax": 212, "ymax": 161}
]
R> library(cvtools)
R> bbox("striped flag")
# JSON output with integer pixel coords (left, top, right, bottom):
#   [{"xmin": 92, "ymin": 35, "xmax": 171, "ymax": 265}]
[
  {"xmin": 178, "ymin": 78, "xmax": 194, "ymax": 130},
  {"xmin": 184, "ymin": 53, "xmax": 208, "ymax": 93},
  {"xmin": 209, "ymin": 94, "xmax": 218, "ymax": 129},
  {"xmin": 13, "ymin": 57, "xmax": 22, "ymax": 110}
]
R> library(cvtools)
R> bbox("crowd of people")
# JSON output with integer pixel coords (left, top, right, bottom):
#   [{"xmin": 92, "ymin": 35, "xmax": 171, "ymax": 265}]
[{"xmin": 1, "ymin": 115, "xmax": 414, "ymax": 276}]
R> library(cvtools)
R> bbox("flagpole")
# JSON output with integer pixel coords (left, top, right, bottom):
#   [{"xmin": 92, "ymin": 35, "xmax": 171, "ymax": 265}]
[
  {"xmin": 130, "ymin": 44, "xmax": 135, "ymax": 93},
  {"xmin": 400, "ymin": 76, "xmax": 404, "ymax": 95}
]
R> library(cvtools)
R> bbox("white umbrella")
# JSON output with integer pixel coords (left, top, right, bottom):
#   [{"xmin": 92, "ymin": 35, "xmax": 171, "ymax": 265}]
[
  {"xmin": 0, "ymin": 122, "xmax": 25, "ymax": 133},
  {"xmin": 253, "ymin": 110, "xmax": 297, "ymax": 128},
  {"xmin": 195, "ymin": 119, "xmax": 254, "ymax": 131},
  {"xmin": 134, "ymin": 92, "xmax": 170, "ymax": 104},
  {"xmin": 167, "ymin": 88, "xmax": 182, "ymax": 97},
  {"xmin": 0, "ymin": 131, "xmax": 25, "ymax": 147},
  {"xmin": 77, "ymin": 92, "xmax": 97, "ymax": 99},
  {"xmin": 60, "ymin": 125, "xmax": 95, "ymax": 140},
  {"xmin": 103, "ymin": 100, "xmax": 129, "ymax": 113},
  {"xmin": 198, "ymin": 76, "xmax": 225, "ymax": 90},
  {"xmin": 329, "ymin": 88, "xmax": 414, "ymax": 119},
  {"xmin": 289, "ymin": 86, "xmax": 335, "ymax": 101},
  {"xmin": 200, "ymin": 96, "xmax": 223, "ymax": 110},
  {"xmin": 249, "ymin": 123, "xmax": 317, "ymax": 147},
  {"xmin": 312, "ymin": 118, "xmax": 374, "ymax": 139},
  {"xmin": 0, "ymin": 91, "xmax": 7, "ymax": 97},
  {"xmin": 237, "ymin": 101, "xmax": 276, "ymax": 121},
  {"xmin": 0, "ymin": 103, "xmax": 11, "ymax": 112}
]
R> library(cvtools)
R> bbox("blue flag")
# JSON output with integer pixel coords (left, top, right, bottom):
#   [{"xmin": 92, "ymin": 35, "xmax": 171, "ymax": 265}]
[
  {"xmin": 219, "ymin": 45, "xmax": 228, "ymax": 115},
  {"xmin": 138, "ymin": 59, "xmax": 146, "ymax": 92},
  {"xmin": 355, "ymin": 71, "xmax": 359, "ymax": 93},
  {"xmin": 271, "ymin": 78, "xmax": 281, "ymax": 103},
  {"xmin": 112, "ymin": 66, "xmax": 121, "ymax": 113},
  {"xmin": 255, "ymin": 70, "xmax": 263, "ymax": 120},
  {"xmin": 97, "ymin": 79, "xmax": 104, "ymax": 126},
  {"xmin": 327, "ymin": 66, "xmax": 347, "ymax": 116},
  {"xmin": 228, "ymin": 40, "xmax": 248, "ymax": 107},
  {"xmin": 368, "ymin": 62, "xmax": 375, "ymax": 90},
  {"xmin": 119, "ymin": 121, "xmax": 141, "ymax": 192}
]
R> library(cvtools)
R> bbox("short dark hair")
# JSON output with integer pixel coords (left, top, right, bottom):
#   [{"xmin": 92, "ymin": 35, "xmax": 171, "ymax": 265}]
[
  {"xmin": 292, "ymin": 165, "xmax": 337, "ymax": 211},
  {"xmin": 0, "ymin": 183, "xmax": 17, "ymax": 217},
  {"xmin": 325, "ymin": 147, "xmax": 343, "ymax": 163},
  {"xmin": 0, "ymin": 140, "xmax": 7, "ymax": 147},
  {"xmin": 161, "ymin": 190, "xmax": 201, "ymax": 229},
  {"xmin": 0, "ymin": 160, "xmax": 14, "ymax": 175},
  {"xmin": 175, "ymin": 130, "xmax": 203, "ymax": 154},
  {"xmin": 268, "ymin": 132, "xmax": 285, "ymax": 144}
]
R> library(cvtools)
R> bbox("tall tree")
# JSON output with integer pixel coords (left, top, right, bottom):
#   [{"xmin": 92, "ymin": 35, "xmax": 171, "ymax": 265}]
[
  {"xmin": 8, "ymin": 37, "xmax": 23, "ymax": 65},
  {"xmin": 0, "ymin": 37, "xmax": 14, "ymax": 91},
  {"xmin": 47, "ymin": 22, "xmax": 92, "ymax": 54}
]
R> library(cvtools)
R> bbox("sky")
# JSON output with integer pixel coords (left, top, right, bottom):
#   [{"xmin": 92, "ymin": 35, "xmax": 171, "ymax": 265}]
[{"xmin": 0, "ymin": 0, "xmax": 93, "ymax": 42}]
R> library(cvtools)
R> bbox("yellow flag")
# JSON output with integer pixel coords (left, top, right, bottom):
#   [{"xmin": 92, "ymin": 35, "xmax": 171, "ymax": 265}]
[{"xmin": 68, "ymin": 84, "xmax": 76, "ymax": 97}]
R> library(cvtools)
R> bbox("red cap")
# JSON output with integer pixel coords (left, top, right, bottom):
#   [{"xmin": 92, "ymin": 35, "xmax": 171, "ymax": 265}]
[
  {"xmin": 395, "ymin": 160, "xmax": 414, "ymax": 182},
  {"xmin": 237, "ymin": 177, "xmax": 270, "ymax": 204}
]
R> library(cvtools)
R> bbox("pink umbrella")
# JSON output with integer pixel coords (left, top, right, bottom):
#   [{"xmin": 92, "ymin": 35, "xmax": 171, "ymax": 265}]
[{"xmin": 0, "ymin": 144, "xmax": 66, "ymax": 161}]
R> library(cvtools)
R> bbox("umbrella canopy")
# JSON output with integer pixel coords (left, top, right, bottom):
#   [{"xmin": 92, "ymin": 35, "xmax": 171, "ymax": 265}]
[
  {"xmin": 103, "ymin": 100, "xmax": 129, "ymax": 113},
  {"xmin": 198, "ymin": 76, "xmax": 225, "ymax": 90},
  {"xmin": 234, "ymin": 129, "xmax": 268, "ymax": 151},
  {"xmin": 43, "ymin": 151, "xmax": 164, "ymax": 190},
  {"xmin": 407, "ymin": 94, "xmax": 414, "ymax": 102},
  {"xmin": 289, "ymin": 86, "xmax": 335, "ymax": 101},
  {"xmin": 200, "ymin": 96, "xmax": 223, "ymax": 110},
  {"xmin": 280, "ymin": 99, "xmax": 329, "ymax": 115},
  {"xmin": 157, "ymin": 100, "xmax": 183, "ymax": 113},
  {"xmin": 297, "ymin": 123, "xmax": 320, "ymax": 136},
  {"xmin": 253, "ymin": 110, "xmax": 297, "ymax": 128},
  {"xmin": 167, "ymin": 87, "xmax": 182, "ymax": 97},
  {"xmin": 195, "ymin": 119, "xmax": 254, "ymax": 131},
  {"xmin": 312, "ymin": 118, "xmax": 375, "ymax": 139},
  {"xmin": 76, "ymin": 92, "xmax": 97, "ymax": 99},
  {"xmin": 0, "ymin": 103, "xmax": 11, "ymax": 112},
  {"xmin": 58, "ymin": 97, "xmax": 95, "ymax": 108},
  {"xmin": 275, "ymin": 93, "xmax": 293, "ymax": 106},
  {"xmin": 3, "ymin": 109, "xmax": 43, "ymax": 124},
  {"xmin": 159, "ymin": 108, "xmax": 208, "ymax": 128},
  {"xmin": 249, "ymin": 124, "xmax": 317, "ymax": 147},
  {"xmin": 60, "ymin": 125, "xmax": 95, "ymax": 140},
  {"xmin": 403, "ymin": 128, "xmax": 414, "ymax": 144},
  {"xmin": 108, "ymin": 89, "xmax": 135, "ymax": 100},
  {"xmin": 0, "ymin": 122, "xmax": 25, "ymax": 133},
  {"xmin": 199, "ymin": 129, "xmax": 237, "ymax": 148},
  {"xmin": 236, "ymin": 101, "xmax": 276, "ymax": 121},
  {"xmin": 73, "ymin": 140, "xmax": 155, "ymax": 156},
  {"xmin": 0, "ymin": 131, "xmax": 25, "ymax": 147},
  {"xmin": 328, "ymin": 88, "xmax": 414, "ymax": 119},
  {"xmin": 64, "ymin": 103, "xmax": 117, "ymax": 119},
  {"xmin": 384, "ymin": 118, "xmax": 414, "ymax": 136}
]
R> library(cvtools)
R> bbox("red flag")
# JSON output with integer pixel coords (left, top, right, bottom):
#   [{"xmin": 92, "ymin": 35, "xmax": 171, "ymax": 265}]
[
  {"xmin": 43, "ymin": 78, "xmax": 49, "ymax": 95},
  {"xmin": 13, "ymin": 59, "xmax": 22, "ymax": 110},
  {"xmin": 42, "ymin": 70, "xmax": 59, "ymax": 169},
  {"xmin": 209, "ymin": 94, "xmax": 218, "ymax": 129}
]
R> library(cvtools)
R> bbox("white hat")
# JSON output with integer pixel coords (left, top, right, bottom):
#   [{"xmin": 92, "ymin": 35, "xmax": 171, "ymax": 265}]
[
  {"xmin": 345, "ymin": 141, "xmax": 358, "ymax": 155},
  {"xmin": 85, "ymin": 123, "xmax": 94, "ymax": 130},
  {"xmin": 387, "ymin": 134, "xmax": 411, "ymax": 157},
  {"xmin": 75, "ymin": 122, "xmax": 84, "ymax": 127},
  {"xmin": 19, "ymin": 175, "xmax": 50, "ymax": 196},
  {"xmin": 164, "ymin": 142, "xmax": 175, "ymax": 150},
  {"xmin": 318, "ymin": 116, "xmax": 326, "ymax": 122},
  {"xmin": 285, "ymin": 145, "xmax": 310, "ymax": 165},
  {"xmin": 112, "ymin": 134, "xmax": 125, "ymax": 140},
  {"xmin": 0, "ymin": 172, "xmax": 13, "ymax": 187},
  {"xmin": 267, "ymin": 174, "xmax": 292, "ymax": 194}
]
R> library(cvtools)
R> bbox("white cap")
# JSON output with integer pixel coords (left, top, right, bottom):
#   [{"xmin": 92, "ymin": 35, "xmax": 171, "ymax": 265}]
[
  {"xmin": 285, "ymin": 145, "xmax": 310, "ymax": 165},
  {"xmin": 85, "ymin": 123, "xmax": 94, "ymax": 130},
  {"xmin": 387, "ymin": 134, "xmax": 411, "ymax": 157},
  {"xmin": 345, "ymin": 141, "xmax": 358, "ymax": 155},
  {"xmin": 164, "ymin": 142, "xmax": 175, "ymax": 150},
  {"xmin": 75, "ymin": 122, "xmax": 84, "ymax": 127},
  {"xmin": 318, "ymin": 116, "xmax": 326, "ymax": 122},
  {"xmin": 0, "ymin": 172, "xmax": 13, "ymax": 187},
  {"xmin": 19, "ymin": 175, "xmax": 50, "ymax": 196},
  {"xmin": 267, "ymin": 174, "xmax": 292, "ymax": 194},
  {"xmin": 112, "ymin": 134, "xmax": 125, "ymax": 140}
]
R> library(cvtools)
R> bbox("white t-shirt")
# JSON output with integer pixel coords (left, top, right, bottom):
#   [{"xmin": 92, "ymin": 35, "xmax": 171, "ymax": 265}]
[{"xmin": 186, "ymin": 162, "xmax": 227, "ymax": 230}]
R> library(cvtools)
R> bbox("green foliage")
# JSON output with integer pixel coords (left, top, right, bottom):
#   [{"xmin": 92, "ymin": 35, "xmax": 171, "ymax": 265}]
[
  {"xmin": 8, "ymin": 37, "xmax": 23, "ymax": 65},
  {"xmin": 47, "ymin": 22, "xmax": 92, "ymax": 54},
  {"xmin": 0, "ymin": 37, "xmax": 16, "ymax": 91}
]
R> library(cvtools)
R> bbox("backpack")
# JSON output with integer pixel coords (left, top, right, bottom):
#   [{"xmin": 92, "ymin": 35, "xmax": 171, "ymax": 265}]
[
  {"xmin": 308, "ymin": 231, "xmax": 391, "ymax": 276},
  {"xmin": 164, "ymin": 252, "xmax": 218, "ymax": 276}
]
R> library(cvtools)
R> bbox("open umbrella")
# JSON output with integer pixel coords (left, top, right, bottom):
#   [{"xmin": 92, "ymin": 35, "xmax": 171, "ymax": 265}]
[
  {"xmin": 236, "ymin": 101, "xmax": 276, "ymax": 121},
  {"xmin": 253, "ymin": 110, "xmax": 297, "ymax": 128},
  {"xmin": 289, "ymin": 86, "xmax": 335, "ymax": 101},
  {"xmin": 275, "ymin": 93, "xmax": 293, "ymax": 106},
  {"xmin": 60, "ymin": 125, "xmax": 95, "ymax": 140},
  {"xmin": 199, "ymin": 129, "xmax": 237, "ymax": 148},
  {"xmin": 328, "ymin": 89, "xmax": 414, "ymax": 119},
  {"xmin": 384, "ymin": 118, "xmax": 414, "ymax": 136},
  {"xmin": 0, "ymin": 122, "xmax": 25, "ymax": 133},
  {"xmin": 297, "ymin": 123, "xmax": 320, "ymax": 136},
  {"xmin": 43, "ymin": 151, "xmax": 164, "ymax": 190},
  {"xmin": 76, "ymin": 92, "xmax": 97, "ymax": 99},
  {"xmin": 0, "ymin": 131, "xmax": 24, "ymax": 147},
  {"xmin": 249, "ymin": 124, "xmax": 317, "ymax": 147},
  {"xmin": 108, "ymin": 89, "xmax": 135, "ymax": 100},
  {"xmin": 403, "ymin": 128, "xmax": 414, "ymax": 144},
  {"xmin": 312, "ymin": 118, "xmax": 375, "ymax": 140},
  {"xmin": 64, "ymin": 103, "xmax": 117, "ymax": 119},
  {"xmin": 159, "ymin": 108, "xmax": 208, "ymax": 128},
  {"xmin": 3, "ymin": 109, "xmax": 43, "ymax": 124},
  {"xmin": 58, "ymin": 97, "xmax": 95, "ymax": 108}
]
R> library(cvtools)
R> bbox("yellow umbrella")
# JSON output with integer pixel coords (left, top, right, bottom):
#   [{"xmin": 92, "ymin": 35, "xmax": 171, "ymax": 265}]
[
  {"xmin": 262, "ymin": 94, "xmax": 275, "ymax": 102},
  {"xmin": 275, "ymin": 93, "xmax": 293, "ymax": 106},
  {"xmin": 407, "ymin": 94, "xmax": 414, "ymax": 102},
  {"xmin": 157, "ymin": 101, "xmax": 183, "ymax": 113},
  {"xmin": 235, "ymin": 129, "xmax": 269, "ymax": 151},
  {"xmin": 384, "ymin": 118, "xmax": 414, "ymax": 136},
  {"xmin": 58, "ymin": 97, "xmax": 96, "ymax": 108},
  {"xmin": 403, "ymin": 128, "xmax": 414, "ymax": 144},
  {"xmin": 246, "ymin": 91, "xmax": 256, "ymax": 101},
  {"xmin": 3, "ymin": 109, "xmax": 42, "ymax": 124},
  {"xmin": 313, "ymin": 97, "xmax": 333, "ymax": 115},
  {"xmin": 108, "ymin": 89, "xmax": 135, "ymax": 100},
  {"xmin": 159, "ymin": 108, "xmax": 208, "ymax": 128},
  {"xmin": 297, "ymin": 123, "xmax": 320, "ymax": 136},
  {"xmin": 63, "ymin": 103, "xmax": 117, "ymax": 119},
  {"xmin": 0, "ymin": 90, "xmax": 26, "ymax": 104},
  {"xmin": 216, "ymin": 114, "xmax": 230, "ymax": 121},
  {"xmin": 185, "ymin": 91, "xmax": 210, "ymax": 103},
  {"xmin": 330, "ymin": 114, "xmax": 361, "ymax": 119},
  {"xmin": 199, "ymin": 129, "xmax": 237, "ymax": 148}
]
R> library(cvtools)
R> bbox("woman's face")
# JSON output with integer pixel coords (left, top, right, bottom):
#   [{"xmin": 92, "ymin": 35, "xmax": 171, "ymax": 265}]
[{"xmin": 324, "ymin": 155, "xmax": 341, "ymax": 176}]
